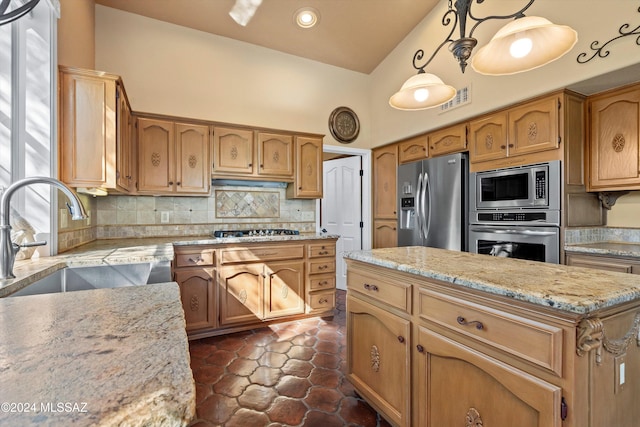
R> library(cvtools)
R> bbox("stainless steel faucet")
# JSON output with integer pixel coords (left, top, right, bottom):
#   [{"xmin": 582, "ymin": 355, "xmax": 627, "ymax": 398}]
[{"xmin": 0, "ymin": 177, "xmax": 88, "ymax": 280}]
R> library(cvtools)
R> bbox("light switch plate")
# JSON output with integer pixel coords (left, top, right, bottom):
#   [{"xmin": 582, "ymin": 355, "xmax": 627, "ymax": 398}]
[{"xmin": 615, "ymin": 354, "xmax": 626, "ymax": 394}]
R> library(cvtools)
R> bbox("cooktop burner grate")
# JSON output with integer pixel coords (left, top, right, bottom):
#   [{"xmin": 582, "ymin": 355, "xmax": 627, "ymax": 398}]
[{"xmin": 212, "ymin": 229, "xmax": 300, "ymax": 238}]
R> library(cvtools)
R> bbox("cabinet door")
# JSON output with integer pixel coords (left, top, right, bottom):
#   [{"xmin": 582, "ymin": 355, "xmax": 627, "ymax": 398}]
[
  {"xmin": 398, "ymin": 135, "xmax": 428, "ymax": 164},
  {"xmin": 174, "ymin": 269, "xmax": 215, "ymax": 331},
  {"xmin": 373, "ymin": 220, "xmax": 397, "ymax": 249},
  {"xmin": 175, "ymin": 123, "xmax": 210, "ymax": 194},
  {"xmin": 415, "ymin": 326, "xmax": 562, "ymax": 427},
  {"xmin": 347, "ymin": 295, "xmax": 411, "ymax": 427},
  {"xmin": 588, "ymin": 87, "xmax": 640, "ymax": 191},
  {"xmin": 212, "ymin": 126, "xmax": 254, "ymax": 175},
  {"xmin": 137, "ymin": 118, "xmax": 174, "ymax": 193},
  {"xmin": 373, "ymin": 145, "xmax": 397, "ymax": 220},
  {"xmin": 289, "ymin": 136, "xmax": 323, "ymax": 198},
  {"xmin": 257, "ymin": 132, "xmax": 294, "ymax": 178},
  {"xmin": 508, "ymin": 96, "xmax": 560, "ymax": 156},
  {"xmin": 264, "ymin": 260, "xmax": 305, "ymax": 319},
  {"xmin": 59, "ymin": 70, "xmax": 117, "ymax": 188},
  {"xmin": 469, "ymin": 113, "xmax": 508, "ymax": 163},
  {"xmin": 219, "ymin": 263, "xmax": 263, "ymax": 326},
  {"xmin": 116, "ymin": 85, "xmax": 134, "ymax": 192},
  {"xmin": 428, "ymin": 123, "xmax": 467, "ymax": 157}
]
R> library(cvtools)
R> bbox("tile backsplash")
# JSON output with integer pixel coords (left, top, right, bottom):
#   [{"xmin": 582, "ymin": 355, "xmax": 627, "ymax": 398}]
[{"xmin": 58, "ymin": 185, "xmax": 316, "ymax": 251}]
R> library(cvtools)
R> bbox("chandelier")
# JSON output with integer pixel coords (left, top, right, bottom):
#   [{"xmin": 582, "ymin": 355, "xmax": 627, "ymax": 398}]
[{"xmin": 389, "ymin": 0, "xmax": 578, "ymax": 111}]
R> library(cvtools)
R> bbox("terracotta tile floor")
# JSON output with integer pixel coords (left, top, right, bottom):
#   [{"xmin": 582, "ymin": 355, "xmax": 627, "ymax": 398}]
[{"xmin": 188, "ymin": 290, "xmax": 391, "ymax": 427}]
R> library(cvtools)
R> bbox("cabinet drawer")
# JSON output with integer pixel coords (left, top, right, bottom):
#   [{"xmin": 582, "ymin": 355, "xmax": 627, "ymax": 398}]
[
  {"xmin": 308, "ymin": 259, "xmax": 335, "ymax": 275},
  {"xmin": 220, "ymin": 244, "xmax": 304, "ymax": 264},
  {"xmin": 308, "ymin": 243, "xmax": 336, "ymax": 258},
  {"xmin": 347, "ymin": 270, "xmax": 411, "ymax": 314},
  {"xmin": 309, "ymin": 274, "xmax": 336, "ymax": 291},
  {"xmin": 175, "ymin": 250, "xmax": 215, "ymax": 267},
  {"xmin": 308, "ymin": 290, "xmax": 335, "ymax": 311},
  {"xmin": 418, "ymin": 289, "xmax": 563, "ymax": 375}
]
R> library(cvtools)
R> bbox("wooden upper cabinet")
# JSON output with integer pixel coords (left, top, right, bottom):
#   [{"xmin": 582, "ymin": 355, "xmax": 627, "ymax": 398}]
[
  {"xmin": 59, "ymin": 67, "xmax": 118, "ymax": 190},
  {"xmin": 373, "ymin": 145, "xmax": 398, "ymax": 220},
  {"xmin": 398, "ymin": 135, "xmax": 428, "ymax": 164},
  {"xmin": 508, "ymin": 95, "xmax": 560, "ymax": 156},
  {"xmin": 257, "ymin": 132, "xmax": 294, "ymax": 178},
  {"xmin": 137, "ymin": 117, "xmax": 210, "ymax": 195},
  {"xmin": 212, "ymin": 126, "xmax": 255, "ymax": 175},
  {"xmin": 587, "ymin": 84, "xmax": 640, "ymax": 191},
  {"xmin": 137, "ymin": 118, "xmax": 175, "ymax": 193},
  {"xmin": 116, "ymin": 85, "xmax": 135, "ymax": 192},
  {"xmin": 175, "ymin": 123, "xmax": 211, "ymax": 194},
  {"xmin": 469, "ymin": 113, "xmax": 509, "ymax": 163},
  {"xmin": 288, "ymin": 136, "xmax": 323, "ymax": 199},
  {"xmin": 428, "ymin": 123, "xmax": 467, "ymax": 157}
]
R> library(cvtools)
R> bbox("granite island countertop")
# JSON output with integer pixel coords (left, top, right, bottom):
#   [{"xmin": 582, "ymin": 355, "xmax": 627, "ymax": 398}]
[
  {"xmin": 0, "ymin": 282, "xmax": 195, "ymax": 426},
  {"xmin": 1, "ymin": 233, "xmax": 339, "ymax": 297},
  {"xmin": 344, "ymin": 246, "xmax": 640, "ymax": 315}
]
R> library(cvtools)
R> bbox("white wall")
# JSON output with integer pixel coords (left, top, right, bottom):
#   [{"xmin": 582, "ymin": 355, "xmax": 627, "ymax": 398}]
[
  {"xmin": 369, "ymin": 0, "xmax": 640, "ymax": 145},
  {"xmin": 95, "ymin": 5, "xmax": 371, "ymax": 150}
]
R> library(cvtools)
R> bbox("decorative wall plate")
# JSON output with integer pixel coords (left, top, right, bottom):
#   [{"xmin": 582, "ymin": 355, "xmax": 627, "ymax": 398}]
[{"xmin": 329, "ymin": 106, "xmax": 360, "ymax": 143}]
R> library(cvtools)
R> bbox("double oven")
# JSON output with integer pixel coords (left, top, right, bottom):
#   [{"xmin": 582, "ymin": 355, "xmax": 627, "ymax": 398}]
[{"xmin": 468, "ymin": 161, "xmax": 561, "ymax": 264}]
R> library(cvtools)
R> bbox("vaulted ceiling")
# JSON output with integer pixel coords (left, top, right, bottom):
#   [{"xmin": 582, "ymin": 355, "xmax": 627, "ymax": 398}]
[{"xmin": 95, "ymin": 0, "xmax": 439, "ymax": 74}]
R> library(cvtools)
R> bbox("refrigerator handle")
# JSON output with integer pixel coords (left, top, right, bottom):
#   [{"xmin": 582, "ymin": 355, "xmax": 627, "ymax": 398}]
[
  {"xmin": 423, "ymin": 171, "xmax": 432, "ymax": 240},
  {"xmin": 416, "ymin": 173, "xmax": 423, "ymax": 239}
]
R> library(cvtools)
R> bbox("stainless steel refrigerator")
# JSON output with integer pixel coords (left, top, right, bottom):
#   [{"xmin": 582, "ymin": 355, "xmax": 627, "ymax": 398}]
[{"xmin": 397, "ymin": 152, "xmax": 468, "ymax": 250}]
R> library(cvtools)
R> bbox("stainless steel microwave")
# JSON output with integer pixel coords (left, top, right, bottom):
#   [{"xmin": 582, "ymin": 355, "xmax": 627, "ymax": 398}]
[{"xmin": 470, "ymin": 161, "xmax": 561, "ymax": 210}]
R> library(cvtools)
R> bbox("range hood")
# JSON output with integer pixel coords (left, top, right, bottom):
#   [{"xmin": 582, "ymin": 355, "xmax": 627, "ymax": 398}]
[{"xmin": 211, "ymin": 179, "xmax": 288, "ymax": 189}]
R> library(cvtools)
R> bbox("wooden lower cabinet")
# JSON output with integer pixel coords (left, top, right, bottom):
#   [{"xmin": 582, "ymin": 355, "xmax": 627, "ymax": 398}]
[
  {"xmin": 346, "ymin": 258, "xmax": 640, "ymax": 427},
  {"xmin": 373, "ymin": 220, "xmax": 397, "ymax": 249},
  {"xmin": 174, "ymin": 269, "xmax": 216, "ymax": 331},
  {"xmin": 347, "ymin": 295, "xmax": 411, "ymax": 427},
  {"xmin": 566, "ymin": 252, "xmax": 640, "ymax": 274},
  {"xmin": 174, "ymin": 238, "xmax": 337, "ymax": 339},
  {"xmin": 415, "ymin": 326, "xmax": 561, "ymax": 427}
]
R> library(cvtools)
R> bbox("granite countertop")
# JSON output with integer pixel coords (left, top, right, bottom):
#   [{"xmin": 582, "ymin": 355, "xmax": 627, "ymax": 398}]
[
  {"xmin": 0, "ymin": 282, "xmax": 195, "ymax": 426},
  {"xmin": 345, "ymin": 246, "xmax": 640, "ymax": 315},
  {"xmin": 1, "ymin": 233, "xmax": 339, "ymax": 297},
  {"xmin": 565, "ymin": 242, "xmax": 640, "ymax": 258}
]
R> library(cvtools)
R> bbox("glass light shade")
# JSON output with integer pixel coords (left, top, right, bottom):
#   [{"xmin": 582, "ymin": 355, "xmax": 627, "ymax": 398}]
[
  {"xmin": 389, "ymin": 73, "xmax": 456, "ymax": 110},
  {"xmin": 471, "ymin": 16, "xmax": 578, "ymax": 75}
]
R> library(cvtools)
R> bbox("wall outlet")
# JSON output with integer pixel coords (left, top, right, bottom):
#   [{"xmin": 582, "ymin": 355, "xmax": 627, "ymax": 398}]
[
  {"xmin": 615, "ymin": 354, "xmax": 626, "ymax": 394},
  {"xmin": 161, "ymin": 211, "xmax": 170, "ymax": 223}
]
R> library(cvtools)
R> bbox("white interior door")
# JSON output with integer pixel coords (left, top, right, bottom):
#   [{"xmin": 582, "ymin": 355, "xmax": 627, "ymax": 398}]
[{"xmin": 321, "ymin": 155, "xmax": 362, "ymax": 290}]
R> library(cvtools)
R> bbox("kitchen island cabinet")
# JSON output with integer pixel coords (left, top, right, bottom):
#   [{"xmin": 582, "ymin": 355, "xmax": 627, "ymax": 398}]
[{"xmin": 345, "ymin": 246, "xmax": 640, "ymax": 427}]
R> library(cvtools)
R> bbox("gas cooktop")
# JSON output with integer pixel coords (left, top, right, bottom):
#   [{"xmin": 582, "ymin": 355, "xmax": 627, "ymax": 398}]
[{"xmin": 212, "ymin": 229, "xmax": 300, "ymax": 238}]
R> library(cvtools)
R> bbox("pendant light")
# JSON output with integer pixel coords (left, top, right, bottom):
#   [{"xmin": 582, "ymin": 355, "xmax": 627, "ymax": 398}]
[{"xmin": 389, "ymin": 0, "xmax": 578, "ymax": 111}]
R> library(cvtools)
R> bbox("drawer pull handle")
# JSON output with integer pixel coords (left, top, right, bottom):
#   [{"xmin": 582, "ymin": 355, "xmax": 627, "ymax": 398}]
[
  {"xmin": 319, "ymin": 281, "xmax": 328, "ymax": 286},
  {"xmin": 319, "ymin": 251, "xmax": 329, "ymax": 255},
  {"xmin": 318, "ymin": 265, "xmax": 328, "ymax": 270},
  {"xmin": 397, "ymin": 336, "xmax": 405, "ymax": 343},
  {"xmin": 188, "ymin": 256, "xmax": 203, "ymax": 263},
  {"xmin": 416, "ymin": 344, "xmax": 425, "ymax": 353},
  {"xmin": 364, "ymin": 283, "xmax": 379, "ymax": 292},
  {"xmin": 319, "ymin": 297, "xmax": 329, "ymax": 304},
  {"xmin": 457, "ymin": 316, "xmax": 484, "ymax": 330}
]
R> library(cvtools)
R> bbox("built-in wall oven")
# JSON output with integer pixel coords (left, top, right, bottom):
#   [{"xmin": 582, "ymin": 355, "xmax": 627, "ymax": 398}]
[{"xmin": 469, "ymin": 161, "xmax": 561, "ymax": 264}]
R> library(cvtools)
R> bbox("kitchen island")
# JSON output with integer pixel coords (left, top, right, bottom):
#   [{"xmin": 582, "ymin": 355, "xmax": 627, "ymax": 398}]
[
  {"xmin": 344, "ymin": 246, "xmax": 640, "ymax": 427},
  {"xmin": 0, "ymin": 282, "xmax": 195, "ymax": 426}
]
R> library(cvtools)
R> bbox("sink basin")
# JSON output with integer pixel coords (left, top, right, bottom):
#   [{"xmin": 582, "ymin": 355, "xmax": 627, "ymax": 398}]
[{"xmin": 8, "ymin": 262, "xmax": 172, "ymax": 297}]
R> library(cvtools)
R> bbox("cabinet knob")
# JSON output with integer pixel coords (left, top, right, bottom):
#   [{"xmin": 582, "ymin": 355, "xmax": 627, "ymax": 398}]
[
  {"xmin": 176, "ymin": 182, "xmax": 181, "ymax": 186},
  {"xmin": 500, "ymin": 145, "xmax": 506, "ymax": 150},
  {"xmin": 168, "ymin": 181, "xmax": 174, "ymax": 185},
  {"xmin": 416, "ymin": 344, "xmax": 425, "ymax": 353},
  {"xmin": 248, "ymin": 163, "xmax": 252, "ymax": 167},
  {"xmin": 299, "ymin": 187, "xmax": 302, "ymax": 190},
  {"xmin": 260, "ymin": 164, "xmax": 264, "ymax": 168},
  {"xmin": 397, "ymin": 336, "xmax": 405, "ymax": 343},
  {"xmin": 508, "ymin": 143, "xmax": 514, "ymax": 148}
]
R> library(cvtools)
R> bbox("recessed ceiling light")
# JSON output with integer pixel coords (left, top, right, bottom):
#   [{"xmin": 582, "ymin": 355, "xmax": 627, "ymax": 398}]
[{"xmin": 295, "ymin": 7, "xmax": 320, "ymax": 28}]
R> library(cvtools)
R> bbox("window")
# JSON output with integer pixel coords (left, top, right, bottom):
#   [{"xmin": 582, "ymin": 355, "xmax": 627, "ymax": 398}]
[{"xmin": 0, "ymin": 0, "xmax": 59, "ymax": 252}]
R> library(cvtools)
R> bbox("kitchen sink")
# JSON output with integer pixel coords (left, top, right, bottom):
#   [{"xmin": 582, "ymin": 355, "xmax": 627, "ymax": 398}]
[{"xmin": 8, "ymin": 262, "xmax": 172, "ymax": 297}]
